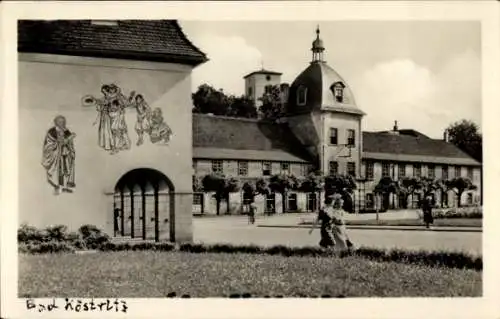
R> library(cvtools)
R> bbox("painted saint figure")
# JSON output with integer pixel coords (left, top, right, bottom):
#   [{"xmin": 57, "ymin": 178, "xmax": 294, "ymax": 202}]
[
  {"xmin": 41, "ymin": 115, "xmax": 76, "ymax": 195},
  {"xmin": 148, "ymin": 108, "xmax": 172, "ymax": 144},
  {"xmin": 128, "ymin": 93, "xmax": 151, "ymax": 146}
]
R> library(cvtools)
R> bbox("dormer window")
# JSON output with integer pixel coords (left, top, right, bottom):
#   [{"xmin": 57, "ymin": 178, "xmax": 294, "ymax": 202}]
[
  {"xmin": 330, "ymin": 82, "xmax": 346, "ymax": 103},
  {"xmin": 91, "ymin": 20, "xmax": 118, "ymax": 26},
  {"xmin": 297, "ymin": 85, "xmax": 307, "ymax": 106}
]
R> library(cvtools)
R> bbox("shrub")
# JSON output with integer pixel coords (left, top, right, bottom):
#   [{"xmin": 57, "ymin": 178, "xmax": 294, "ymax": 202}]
[
  {"xmin": 45, "ymin": 225, "xmax": 69, "ymax": 242},
  {"xmin": 78, "ymin": 224, "xmax": 110, "ymax": 249},
  {"xmin": 433, "ymin": 206, "xmax": 482, "ymax": 219},
  {"xmin": 18, "ymin": 224, "xmax": 46, "ymax": 243},
  {"xmin": 21, "ymin": 241, "xmax": 75, "ymax": 254}
]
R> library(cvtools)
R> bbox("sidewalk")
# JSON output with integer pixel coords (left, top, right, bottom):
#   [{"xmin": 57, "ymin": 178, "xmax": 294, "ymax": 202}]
[
  {"xmin": 258, "ymin": 224, "xmax": 482, "ymax": 233},
  {"xmin": 254, "ymin": 212, "xmax": 481, "ymax": 233}
]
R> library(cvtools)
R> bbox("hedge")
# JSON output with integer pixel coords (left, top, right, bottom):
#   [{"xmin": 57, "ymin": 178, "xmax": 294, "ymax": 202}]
[{"xmin": 18, "ymin": 224, "xmax": 482, "ymax": 271}]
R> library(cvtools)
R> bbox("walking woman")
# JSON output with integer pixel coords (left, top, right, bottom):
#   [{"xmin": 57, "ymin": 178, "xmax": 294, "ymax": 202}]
[
  {"xmin": 248, "ymin": 202, "xmax": 257, "ymax": 225},
  {"xmin": 309, "ymin": 194, "xmax": 355, "ymax": 251},
  {"xmin": 422, "ymin": 193, "xmax": 435, "ymax": 228}
]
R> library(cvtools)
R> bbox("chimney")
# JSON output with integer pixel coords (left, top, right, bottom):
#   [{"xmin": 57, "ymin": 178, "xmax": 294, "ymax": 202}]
[
  {"xmin": 443, "ymin": 129, "xmax": 449, "ymax": 142},
  {"xmin": 393, "ymin": 120, "xmax": 398, "ymax": 132}
]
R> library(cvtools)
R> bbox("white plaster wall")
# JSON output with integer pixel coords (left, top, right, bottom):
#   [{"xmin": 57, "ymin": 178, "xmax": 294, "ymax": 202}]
[{"xmin": 19, "ymin": 54, "xmax": 194, "ymax": 241}]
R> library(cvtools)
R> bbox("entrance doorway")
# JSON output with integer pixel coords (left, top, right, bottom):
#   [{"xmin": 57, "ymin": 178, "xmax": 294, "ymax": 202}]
[{"xmin": 113, "ymin": 168, "xmax": 174, "ymax": 241}]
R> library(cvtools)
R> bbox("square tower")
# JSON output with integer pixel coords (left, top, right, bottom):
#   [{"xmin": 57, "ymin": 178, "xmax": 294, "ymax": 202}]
[{"xmin": 244, "ymin": 69, "xmax": 282, "ymax": 108}]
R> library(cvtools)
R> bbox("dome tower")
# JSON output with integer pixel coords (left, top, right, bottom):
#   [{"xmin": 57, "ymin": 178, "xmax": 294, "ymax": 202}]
[{"xmin": 285, "ymin": 27, "xmax": 365, "ymax": 178}]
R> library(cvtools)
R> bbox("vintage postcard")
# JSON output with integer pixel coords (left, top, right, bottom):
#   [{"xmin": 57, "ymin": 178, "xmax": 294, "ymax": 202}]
[{"xmin": 1, "ymin": 1, "xmax": 499, "ymax": 319}]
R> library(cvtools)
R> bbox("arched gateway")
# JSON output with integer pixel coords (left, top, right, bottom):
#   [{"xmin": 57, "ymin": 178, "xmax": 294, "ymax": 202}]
[{"xmin": 113, "ymin": 168, "xmax": 174, "ymax": 242}]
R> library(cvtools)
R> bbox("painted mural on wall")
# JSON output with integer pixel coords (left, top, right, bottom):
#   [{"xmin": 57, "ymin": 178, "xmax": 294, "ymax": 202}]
[
  {"xmin": 41, "ymin": 115, "xmax": 76, "ymax": 195},
  {"xmin": 82, "ymin": 84, "xmax": 172, "ymax": 152}
]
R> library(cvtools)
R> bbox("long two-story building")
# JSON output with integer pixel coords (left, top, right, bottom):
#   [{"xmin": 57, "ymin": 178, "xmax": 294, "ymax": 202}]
[{"xmin": 192, "ymin": 27, "xmax": 481, "ymax": 215}]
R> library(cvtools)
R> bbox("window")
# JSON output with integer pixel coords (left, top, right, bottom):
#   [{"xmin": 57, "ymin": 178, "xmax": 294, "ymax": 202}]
[
  {"xmin": 264, "ymin": 85, "xmax": 273, "ymax": 94},
  {"xmin": 266, "ymin": 75, "xmax": 271, "ymax": 81},
  {"xmin": 347, "ymin": 129, "xmax": 355, "ymax": 147},
  {"xmin": 297, "ymin": 86, "xmax": 307, "ymax": 106},
  {"xmin": 365, "ymin": 162, "xmax": 374, "ymax": 180},
  {"xmin": 347, "ymin": 162, "xmax": 356, "ymax": 177},
  {"xmin": 329, "ymin": 128, "xmax": 338, "ymax": 145},
  {"xmin": 455, "ymin": 166, "xmax": 461, "ymax": 178},
  {"xmin": 91, "ymin": 20, "xmax": 118, "ymax": 26},
  {"xmin": 365, "ymin": 194, "xmax": 374, "ymax": 209},
  {"xmin": 281, "ymin": 162, "xmax": 290, "ymax": 174},
  {"xmin": 382, "ymin": 163, "xmax": 390, "ymax": 177},
  {"xmin": 307, "ymin": 193, "xmax": 318, "ymax": 212},
  {"xmin": 330, "ymin": 82, "xmax": 346, "ymax": 103},
  {"xmin": 413, "ymin": 164, "xmax": 421, "ymax": 178},
  {"xmin": 398, "ymin": 164, "xmax": 406, "ymax": 178},
  {"xmin": 266, "ymin": 193, "xmax": 275, "ymax": 213},
  {"xmin": 288, "ymin": 193, "xmax": 298, "ymax": 211},
  {"xmin": 301, "ymin": 164, "xmax": 309, "ymax": 176},
  {"xmin": 212, "ymin": 160, "xmax": 223, "ymax": 174},
  {"xmin": 467, "ymin": 167, "xmax": 473, "ymax": 180},
  {"xmin": 467, "ymin": 193, "xmax": 473, "ymax": 205},
  {"xmin": 248, "ymin": 87, "xmax": 253, "ymax": 97},
  {"xmin": 193, "ymin": 193, "xmax": 203, "ymax": 205},
  {"xmin": 329, "ymin": 161, "xmax": 338, "ymax": 176},
  {"xmin": 262, "ymin": 162, "xmax": 272, "ymax": 176},
  {"xmin": 428, "ymin": 164, "xmax": 435, "ymax": 179},
  {"xmin": 442, "ymin": 166, "xmax": 449, "ymax": 180},
  {"xmin": 238, "ymin": 161, "xmax": 248, "ymax": 176}
]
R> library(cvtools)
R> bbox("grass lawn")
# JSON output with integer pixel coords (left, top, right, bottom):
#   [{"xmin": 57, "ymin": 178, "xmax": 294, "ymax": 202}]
[
  {"xmin": 19, "ymin": 251, "xmax": 481, "ymax": 298},
  {"xmin": 301, "ymin": 218, "xmax": 482, "ymax": 228}
]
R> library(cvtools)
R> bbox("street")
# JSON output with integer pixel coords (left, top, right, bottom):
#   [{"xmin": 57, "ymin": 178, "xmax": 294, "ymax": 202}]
[{"xmin": 193, "ymin": 215, "xmax": 481, "ymax": 256}]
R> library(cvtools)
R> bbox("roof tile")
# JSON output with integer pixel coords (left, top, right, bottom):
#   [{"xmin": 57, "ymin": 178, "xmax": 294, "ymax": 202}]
[{"xmin": 18, "ymin": 20, "xmax": 207, "ymax": 66}]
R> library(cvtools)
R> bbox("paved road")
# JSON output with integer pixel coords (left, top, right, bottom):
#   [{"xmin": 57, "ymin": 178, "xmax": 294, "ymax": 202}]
[{"xmin": 193, "ymin": 216, "xmax": 481, "ymax": 256}]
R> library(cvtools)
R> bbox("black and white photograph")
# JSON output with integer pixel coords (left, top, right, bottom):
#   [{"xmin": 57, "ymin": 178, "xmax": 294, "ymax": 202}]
[{"xmin": 1, "ymin": 2, "xmax": 500, "ymax": 319}]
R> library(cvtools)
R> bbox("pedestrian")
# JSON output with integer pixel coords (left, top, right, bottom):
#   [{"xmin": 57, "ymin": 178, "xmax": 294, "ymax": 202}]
[
  {"xmin": 308, "ymin": 195, "xmax": 335, "ymax": 249},
  {"xmin": 114, "ymin": 207, "xmax": 121, "ymax": 236},
  {"xmin": 309, "ymin": 194, "xmax": 355, "ymax": 252},
  {"xmin": 329, "ymin": 194, "xmax": 355, "ymax": 251},
  {"xmin": 422, "ymin": 193, "xmax": 435, "ymax": 228},
  {"xmin": 248, "ymin": 202, "xmax": 256, "ymax": 225}
]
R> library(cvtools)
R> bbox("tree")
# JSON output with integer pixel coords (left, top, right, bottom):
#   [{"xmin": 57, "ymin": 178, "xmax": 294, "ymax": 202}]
[
  {"xmin": 373, "ymin": 177, "xmax": 399, "ymax": 211},
  {"xmin": 192, "ymin": 84, "xmax": 258, "ymax": 119},
  {"xmin": 227, "ymin": 95, "xmax": 258, "ymax": 119},
  {"xmin": 255, "ymin": 178, "xmax": 270, "ymax": 196},
  {"xmin": 299, "ymin": 172, "xmax": 325, "ymax": 212},
  {"xmin": 202, "ymin": 174, "xmax": 241, "ymax": 215},
  {"xmin": 397, "ymin": 177, "xmax": 424, "ymax": 209},
  {"xmin": 268, "ymin": 174, "xmax": 299, "ymax": 213},
  {"xmin": 192, "ymin": 175, "xmax": 204, "ymax": 192},
  {"xmin": 445, "ymin": 177, "xmax": 477, "ymax": 208},
  {"xmin": 434, "ymin": 178, "xmax": 448, "ymax": 208},
  {"xmin": 192, "ymin": 84, "xmax": 231, "ymax": 116},
  {"xmin": 446, "ymin": 120, "xmax": 482, "ymax": 162},
  {"xmin": 259, "ymin": 84, "xmax": 285, "ymax": 120}
]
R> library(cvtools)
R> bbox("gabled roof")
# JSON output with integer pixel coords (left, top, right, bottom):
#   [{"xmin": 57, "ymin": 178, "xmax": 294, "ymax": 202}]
[
  {"xmin": 362, "ymin": 131, "xmax": 480, "ymax": 166},
  {"xmin": 18, "ymin": 20, "xmax": 207, "ymax": 66},
  {"xmin": 243, "ymin": 69, "xmax": 282, "ymax": 79},
  {"xmin": 192, "ymin": 114, "xmax": 312, "ymax": 163},
  {"xmin": 192, "ymin": 114, "xmax": 479, "ymax": 167}
]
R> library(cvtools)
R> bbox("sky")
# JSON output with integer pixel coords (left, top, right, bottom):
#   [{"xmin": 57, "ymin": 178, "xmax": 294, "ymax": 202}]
[{"xmin": 180, "ymin": 21, "xmax": 481, "ymax": 138}]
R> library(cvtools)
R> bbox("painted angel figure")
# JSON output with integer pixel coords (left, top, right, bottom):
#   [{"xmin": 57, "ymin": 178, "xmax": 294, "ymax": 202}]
[
  {"xmin": 148, "ymin": 108, "xmax": 172, "ymax": 144},
  {"xmin": 127, "ymin": 93, "xmax": 152, "ymax": 146},
  {"xmin": 41, "ymin": 115, "xmax": 76, "ymax": 195},
  {"xmin": 106, "ymin": 84, "xmax": 132, "ymax": 153}
]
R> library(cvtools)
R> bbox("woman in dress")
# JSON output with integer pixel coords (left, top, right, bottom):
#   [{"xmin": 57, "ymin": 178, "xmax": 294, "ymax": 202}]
[
  {"xmin": 329, "ymin": 195, "xmax": 355, "ymax": 251},
  {"xmin": 309, "ymin": 194, "xmax": 355, "ymax": 251}
]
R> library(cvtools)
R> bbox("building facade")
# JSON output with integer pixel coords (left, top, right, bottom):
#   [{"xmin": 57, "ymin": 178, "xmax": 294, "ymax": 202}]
[
  {"xmin": 193, "ymin": 27, "xmax": 482, "ymax": 215},
  {"xmin": 18, "ymin": 20, "xmax": 207, "ymax": 242}
]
